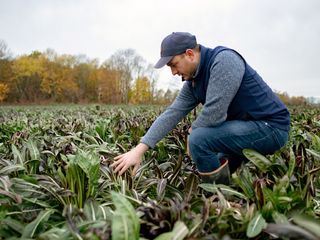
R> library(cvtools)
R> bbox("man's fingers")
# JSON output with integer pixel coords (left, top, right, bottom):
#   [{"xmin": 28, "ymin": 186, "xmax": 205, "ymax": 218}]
[
  {"xmin": 114, "ymin": 161, "xmax": 126, "ymax": 173},
  {"xmin": 111, "ymin": 151, "xmax": 140, "ymax": 176},
  {"xmin": 119, "ymin": 164, "xmax": 129, "ymax": 176},
  {"xmin": 110, "ymin": 158, "xmax": 122, "ymax": 168},
  {"xmin": 119, "ymin": 164, "xmax": 130, "ymax": 176},
  {"xmin": 114, "ymin": 154, "xmax": 124, "ymax": 160},
  {"xmin": 132, "ymin": 163, "xmax": 140, "ymax": 176}
]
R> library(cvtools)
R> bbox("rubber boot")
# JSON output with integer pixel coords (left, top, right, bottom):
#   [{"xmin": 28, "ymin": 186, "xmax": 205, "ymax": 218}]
[{"xmin": 198, "ymin": 158, "xmax": 230, "ymax": 185}]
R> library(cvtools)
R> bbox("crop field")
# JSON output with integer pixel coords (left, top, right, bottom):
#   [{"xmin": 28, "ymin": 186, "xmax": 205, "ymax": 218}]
[{"xmin": 0, "ymin": 104, "xmax": 320, "ymax": 239}]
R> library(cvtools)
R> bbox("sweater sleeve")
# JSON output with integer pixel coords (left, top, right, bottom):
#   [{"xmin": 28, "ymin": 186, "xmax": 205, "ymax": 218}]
[
  {"xmin": 191, "ymin": 50, "xmax": 245, "ymax": 129},
  {"xmin": 141, "ymin": 82, "xmax": 198, "ymax": 148}
]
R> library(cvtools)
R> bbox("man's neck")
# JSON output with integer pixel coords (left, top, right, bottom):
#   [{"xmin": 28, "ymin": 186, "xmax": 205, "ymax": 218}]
[{"xmin": 192, "ymin": 51, "xmax": 201, "ymax": 79}]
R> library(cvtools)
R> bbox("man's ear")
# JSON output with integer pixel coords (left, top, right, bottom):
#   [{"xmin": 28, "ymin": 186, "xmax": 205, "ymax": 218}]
[
  {"xmin": 185, "ymin": 49, "xmax": 194, "ymax": 57},
  {"xmin": 185, "ymin": 49, "xmax": 196, "ymax": 61}
]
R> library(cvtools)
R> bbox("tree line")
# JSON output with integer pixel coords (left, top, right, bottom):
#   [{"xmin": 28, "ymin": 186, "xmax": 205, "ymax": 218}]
[
  {"xmin": 276, "ymin": 91, "xmax": 316, "ymax": 106},
  {"xmin": 0, "ymin": 40, "xmax": 178, "ymax": 104},
  {"xmin": 1, "ymin": 39, "xmax": 313, "ymax": 106}
]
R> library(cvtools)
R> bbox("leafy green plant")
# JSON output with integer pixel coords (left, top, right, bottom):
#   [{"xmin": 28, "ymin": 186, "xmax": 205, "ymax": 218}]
[
  {"xmin": 111, "ymin": 191, "xmax": 140, "ymax": 240},
  {"xmin": 0, "ymin": 104, "xmax": 319, "ymax": 239}
]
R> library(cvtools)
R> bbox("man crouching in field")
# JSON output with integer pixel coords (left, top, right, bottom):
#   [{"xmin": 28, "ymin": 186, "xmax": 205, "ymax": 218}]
[{"xmin": 111, "ymin": 32, "xmax": 290, "ymax": 184}]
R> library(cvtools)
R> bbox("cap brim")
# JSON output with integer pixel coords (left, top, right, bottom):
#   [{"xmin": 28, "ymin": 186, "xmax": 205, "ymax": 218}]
[{"xmin": 154, "ymin": 56, "xmax": 173, "ymax": 69}]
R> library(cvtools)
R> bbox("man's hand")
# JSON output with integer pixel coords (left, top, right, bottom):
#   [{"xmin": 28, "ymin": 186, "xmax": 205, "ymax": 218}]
[{"xmin": 111, "ymin": 143, "xmax": 149, "ymax": 176}]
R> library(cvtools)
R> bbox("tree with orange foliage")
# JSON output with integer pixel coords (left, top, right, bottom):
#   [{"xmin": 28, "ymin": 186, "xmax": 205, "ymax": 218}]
[
  {"xmin": 97, "ymin": 67, "xmax": 122, "ymax": 104},
  {"xmin": 41, "ymin": 54, "xmax": 79, "ymax": 102},
  {"xmin": 0, "ymin": 83, "xmax": 9, "ymax": 102}
]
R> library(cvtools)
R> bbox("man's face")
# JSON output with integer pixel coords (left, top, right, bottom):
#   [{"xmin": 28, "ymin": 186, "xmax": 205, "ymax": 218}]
[{"xmin": 167, "ymin": 50, "xmax": 198, "ymax": 81}]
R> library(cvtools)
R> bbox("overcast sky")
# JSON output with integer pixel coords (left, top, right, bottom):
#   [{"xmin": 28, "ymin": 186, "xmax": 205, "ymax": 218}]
[{"xmin": 1, "ymin": 0, "xmax": 319, "ymax": 97}]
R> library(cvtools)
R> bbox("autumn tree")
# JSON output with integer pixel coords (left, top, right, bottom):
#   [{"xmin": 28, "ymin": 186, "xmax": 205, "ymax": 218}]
[
  {"xmin": 97, "ymin": 67, "xmax": 122, "ymax": 103},
  {"xmin": 276, "ymin": 91, "xmax": 308, "ymax": 106},
  {"xmin": 41, "ymin": 53, "xmax": 79, "ymax": 102},
  {"xmin": 10, "ymin": 51, "xmax": 45, "ymax": 102},
  {"xmin": 143, "ymin": 63, "xmax": 158, "ymax": 103},
  {"xmin": 0, "ymin": 83, "xmax": 9, "ymax": 102},
  {"xmin": 103, "ymin": 49, "xmax": 146, "ymax": 104},
  {"xmin": 129, "ymin": 76, "xmax": 152, "ymax": 104},
  {"xmin": 276, "ymin": 91, "xmax": 290, "ymax": 105},
  {"xmin": 0, "ymin": 40, "xmax": 13, "ymax": 102},
  {"xmin": 72, "ymin": 56, "xmax": 100, "ymax": 102}
]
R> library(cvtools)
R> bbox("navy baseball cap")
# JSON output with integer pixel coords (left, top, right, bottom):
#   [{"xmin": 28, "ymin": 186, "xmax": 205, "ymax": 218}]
[{"xmin": 154, "ymin": 32, "xmax": 197, "ymax": 69}]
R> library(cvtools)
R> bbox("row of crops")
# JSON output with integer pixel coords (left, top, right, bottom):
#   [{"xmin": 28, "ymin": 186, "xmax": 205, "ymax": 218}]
[{"xmin": 0, "ymin": 104, "xmax": 320, "ymax": 239}]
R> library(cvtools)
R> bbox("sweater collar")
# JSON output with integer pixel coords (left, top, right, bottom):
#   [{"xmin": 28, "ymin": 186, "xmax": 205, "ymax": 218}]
[{"xmin": 192, "ymin": 45, "xmax": 204, "ymax": 79}]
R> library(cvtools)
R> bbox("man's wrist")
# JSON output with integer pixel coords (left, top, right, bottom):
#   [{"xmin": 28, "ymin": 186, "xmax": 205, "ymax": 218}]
[{"xmin": 135, "ymin": 143, "xmax": 149, "ymax": 154}]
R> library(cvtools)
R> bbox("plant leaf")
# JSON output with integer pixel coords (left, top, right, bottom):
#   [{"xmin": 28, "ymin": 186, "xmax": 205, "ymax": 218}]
[
  {"xmin": 21, "ymin": 209, "xmax": 55, "ymax": 238},
  {"xmin": 39, "ymin": 227, "xmax": 71, "ymax": 240},
  {"xmin": 306, "ymin": 149, "xmax": 320, "ymax": 159},
  {"xmin": 27, "ymin": 140, "xmax": 40, "ymax": 160},
  {"xmin": 288, "ymin": 148, "xmax": 296, "ymax": 178},
  {"xmin": 111, "ymin": 191, "xmax": 140, "ymax": 240},
  {"xmin": 112, "ymin": 213, "xmax": 133, "ymax": 240},
  {"xmin": 199, "ymin": 183, "xmax": 247, "ymax": 200},
  {"xmin": 168, "ymin": 154, "xmax": 182, "ymax": 184},
  {"xmin": 183, "ymin": 173, "xmax": 198, "ymax": 202},
  {"xmin": 2, "ymin": 217, "xmax": 25, "ymax": 234},
  {"xmin": 243, "ymin": 149, "xmax": 272, "ymax": 172},
  {"xmin": 265, "ymin": 223, "xmax": 318, "ymax": 240},
  {"xmin": 293, "ymin": 215, "xmax": 320, "ymax": 237},
  {"xmin": 11, "ymin": 144, "xmax": 24, "ymax": 165},
  {"xmin": 156, "ymin": 178, "xmax": 167, "ymax": 202},
  {"xmin": 246, "ymin": 212, "xmax": 267, "ymax": 238},
  {"xmin": 154, "ymin": 232, "xmax": 173, "ymax": 240},
  {"xmin": 0, "ymin": 164, "xmax": 25, "ymax": 175},
  {"xmin": 83, "ymin": 199, "xmax": 108, "ymax": 221},
  {"xmin": 272, "ymin": 211, "xmax": 289, "ymax": 224},
  {"xmin": 154, "ymin": 221, "xmax": 189, "ymax": 240},
  {"xmin": 232, "ymin": 168, "xmax": 255, "ymax": 199}
]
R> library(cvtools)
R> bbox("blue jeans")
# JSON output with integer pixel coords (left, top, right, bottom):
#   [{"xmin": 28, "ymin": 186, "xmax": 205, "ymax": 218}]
[{"xmin": 188, "ymin": 120, "xmax": 289, "ymax": 173}]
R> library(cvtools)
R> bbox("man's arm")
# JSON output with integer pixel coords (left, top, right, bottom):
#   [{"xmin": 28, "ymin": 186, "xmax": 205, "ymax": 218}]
[
  {"xmin": 141, "ymin": 81, "xmax": 198, "ymax": 148},
  {"xmin": 112, "ymin": 81, "xmax": 198, "ymax": 175},
  {"xmin": 191, "ymin": 50, "xmax": 245, "ymax": 129}
]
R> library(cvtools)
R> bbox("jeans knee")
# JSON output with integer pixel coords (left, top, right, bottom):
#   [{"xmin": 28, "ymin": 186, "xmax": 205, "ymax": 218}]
[
  {"xmin": 188, "ymin": 128, "xmax": 207, "ymax": 151},
  {"xmin": 188, "ymin": 128, "xmax": 221, "ymax": 172}
]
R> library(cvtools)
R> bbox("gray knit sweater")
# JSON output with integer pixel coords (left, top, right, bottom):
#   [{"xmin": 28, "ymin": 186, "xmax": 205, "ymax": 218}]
[{"xmin": 141, "ymin": 50, "xmax": 245, "ymax": 148}]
